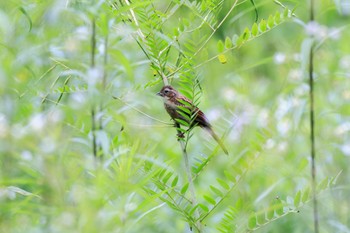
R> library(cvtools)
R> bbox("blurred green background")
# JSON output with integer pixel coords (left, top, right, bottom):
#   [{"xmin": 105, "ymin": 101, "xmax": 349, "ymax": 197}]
[{"xmin": 0, "ymin": 0, "xmax": 349, "ymax": 232}]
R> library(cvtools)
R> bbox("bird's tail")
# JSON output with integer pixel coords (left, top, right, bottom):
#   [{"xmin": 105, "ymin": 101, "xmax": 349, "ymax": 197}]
[{"xmin": 204, "ymin": 126, "xmax": 229, "ymax": 155}]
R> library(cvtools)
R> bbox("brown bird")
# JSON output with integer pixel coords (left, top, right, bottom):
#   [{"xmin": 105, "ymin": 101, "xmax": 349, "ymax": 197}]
[{"xmin": 157, "ymin": 85, "xmax": 228, "ymax": 155}]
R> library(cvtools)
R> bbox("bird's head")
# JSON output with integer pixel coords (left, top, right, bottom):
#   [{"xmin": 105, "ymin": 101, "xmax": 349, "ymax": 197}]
[{"xmin": 156, "ymin": 85, "xmax": 178, "ymax": 100}]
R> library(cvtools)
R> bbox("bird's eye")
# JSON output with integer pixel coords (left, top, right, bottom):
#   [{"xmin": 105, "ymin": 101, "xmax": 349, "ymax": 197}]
[{"xmin": 164, "ymin": 89, "xmax": 169, "ymax": 94}]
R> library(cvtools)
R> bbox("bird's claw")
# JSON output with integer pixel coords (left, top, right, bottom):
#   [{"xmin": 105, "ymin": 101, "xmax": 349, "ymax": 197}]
[{"xmin": 177, "ymin": 132, "xmax": 185, "ymax": 138}]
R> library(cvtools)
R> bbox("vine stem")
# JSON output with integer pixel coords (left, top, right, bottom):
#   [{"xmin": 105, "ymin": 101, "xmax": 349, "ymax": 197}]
[{"xmin": 309, "ymin": 0, "xmax": 319, "ymax": 232}]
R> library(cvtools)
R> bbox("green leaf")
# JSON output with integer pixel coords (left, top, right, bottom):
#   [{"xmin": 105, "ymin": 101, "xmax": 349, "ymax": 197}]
[
  {"xmin": 6, "ymin": 186, "xmax": 39, "ymax": 198},
  {"xmin": 274, "ymin": 11, "xmax": 281, "ymax": 24},
  {"xmin": 330, "ymin": 170, "xmax": 342, "ymax": 185},
  {"xmin": 236, "ymin": 35, "xmax": 244, "ymax": 47},
  {"xmin": 181, "ymin": 183, "xmax": 189, "ymax": 194},
  {"xmin": 259, "ymin": 19, "xmax": 267, "ymax": 32},
  {"xmin": 275, "ymin": 198, "xmax": 284, "ymax": 216},
  {"xmin": 178, "ymin": 98, "xmax": 191, "ymax": 106},
  {"xmin": 204, "ymin": 195, "xmax": 216, "ymax": 205},
  {"xmin": 162, "ymin": 171, "xmax": 172, "ymax": 183},
  {"xmin": 155, "ymin": 182, "xmax": 165, "ymax": 191},
  {"xmin": 218, "ymin": 54, "xmax": 227, "ymax": 64},
  {"xmin": 225, "ymin": 37, "xmax": 233, "ymax": 49},
  {"xmin": 158, "ymin": 168, "xmax": 166, "ymax": 178},
  {"xmin": 251, "ymin": 22, "xmax": 258, "ymax": 36},
  {"xmin": 256, "ymin": 212, "xmax": 265, "ymax": 225},
  {"xmin": 248, "ymin": 213, "xmax": 257, "ymax": 229},
  {"xmin": 189, "ymin": 204, "xmax": 199, "ymax": 216},
  {"xmin": 210, "ymin": 185, "xmax": 223, "ymax": 197},
  {"xmin": 294, "ymin": 191, "xmax": 301, "ymax": 207},
  {"xmin": 179, "ymin": 21, "xmax": 184, "ymax": 32},
  {"xmin": 224, "ymin": 170, "xmax": 236, "ymax": 182},
  {"xmin": 267, "ymin": 15, "xmax": 274, "ymax": 28},
  {"xmin": 175, "ymin": 118, "xmax": 189, "ymax": 127},
  {"xmin": 298, "ymin": 158, "xmax": 308, "ymax": 171},
  {"xmin": 171, "ymin": 175, "xmax": 178, "ymax": 187},
  {"xmin": 318, "ymin": 177, "xmax": 329, "ymax": 190},
  {"xmin": 176, "ymin": 127, "xmax": 187, "ymax": 133},
  {"xmin": 235, "ymin": 198, "xmax": 243, "ymax": 210},
  {"xmin": 217, "ymin": 40, "xmax": 224, "ymax": 53},
  {"xmin": 173, "ymin": 27, "xmax": 179, "ymax": 37},
  {"xmin": 199, "ymin": 203, "xmax": 209, "ymax": 212},
  {"xmin": 178, "ymin": 105, "xmax": 191, "ymax": 114},
  {"xmin": 242, "ymin": 27, "xmax": 250, "ymax": 40},
  {"xmin": 182, "ymin": 18, "xmax": 189, "ymax": 27},
  {"xmin": 302, "ymin": 188, "xmax": 310, "ymax": 203},
  {"xmin": 283, "ymin": 8, "xmax": 289, "ymax": 18},
  {"xmin": 217, "ymin": 178, "xmax": 230, "ymax": 190},
  {"xmin": 266, "ymin": 206, "xmax": 274, "ymax": 220}
]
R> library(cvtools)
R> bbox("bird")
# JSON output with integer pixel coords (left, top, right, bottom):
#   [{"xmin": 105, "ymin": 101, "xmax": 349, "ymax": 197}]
[{"xmin": 157, "ymin": 85, "xmax": 228, "ymax": 155}]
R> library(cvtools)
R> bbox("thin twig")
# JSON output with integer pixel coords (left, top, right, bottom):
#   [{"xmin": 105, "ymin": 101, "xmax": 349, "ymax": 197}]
[{"xmin": 112, "ymin": 96, "xmax": 170, "ymax": 124}]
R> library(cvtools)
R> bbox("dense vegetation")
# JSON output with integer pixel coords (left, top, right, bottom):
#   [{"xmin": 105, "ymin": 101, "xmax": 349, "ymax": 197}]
[{"xmin": 0, "ymin": 0, "xmax": 349, "ymax": 232}]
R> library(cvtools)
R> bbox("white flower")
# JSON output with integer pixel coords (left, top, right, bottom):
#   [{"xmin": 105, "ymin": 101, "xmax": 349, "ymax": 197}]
[
  {"xmin": 265, "ymin": 139, "xmax": 275, "ymax": 149},
  {"xmin": 274, "ymin": 52, "xmax": 286, "ymax": 64},
  {"xmin": 0, "ymin": 114, "xmax": 9, "ymax": 138},
  {"xmin": 222, "ymin": 88, "xmax": 236, "ymax": 101},
  {"xmin": 335, "ymin": 122, "xmax": 350, "ymax": 135},
  {"xmin": 288, "ymin": 69, "xmax": 303, "ymax": 82},
  {"xmin": 75, "ymin": 26, "xmax": 90, "ymax": 40},
  {"xmin": 341, "ymin": 144, "xmax": 350, "ymax": 156},
  {"xmin": 21, "ymin": 151, "xmax": 33, "ymax": 161},
  {"xmin": 70, "ymin": 92, "xmax": 87, "ymax": 109},
  {"xmin": 29, "ymin": 113, "xmax": 46, "ymax": 132},
  {"xmin": 335, "ymin": 0, "xmax": 350, "ymax": 16},
  {"xmin": 86, "ymin": 67, "xmax": 103, "ymax": 86},
  {"xmin": 277, "ymin": 119, "xmax": 291, "ymax": 136}
]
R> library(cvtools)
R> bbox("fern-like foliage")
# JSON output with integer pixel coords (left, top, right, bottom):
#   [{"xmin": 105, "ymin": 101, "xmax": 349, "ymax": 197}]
[
  {"xmin": 109, "ymin": 1, "xmax": 303, "ymax": 232},
  {"xmin": 212, "ymin": 8, "xmax": 293, "ymax": 66}
]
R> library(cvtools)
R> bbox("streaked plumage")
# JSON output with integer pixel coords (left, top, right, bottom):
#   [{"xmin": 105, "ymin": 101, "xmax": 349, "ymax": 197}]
[{"xmin": 157, "ymin": 85, "xmax": 228, "ymax": 155}]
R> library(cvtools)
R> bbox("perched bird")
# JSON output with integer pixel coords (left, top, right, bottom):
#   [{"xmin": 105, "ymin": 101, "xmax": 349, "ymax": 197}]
[{"xmin": 157, "ymin": 85, "xmax": 228, "ymax": 155}]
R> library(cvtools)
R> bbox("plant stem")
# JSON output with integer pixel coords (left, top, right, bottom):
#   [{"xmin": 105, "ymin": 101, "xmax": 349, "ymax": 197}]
[
  {"xmin": 309, "ymin": 0, "xmax": 318, "ymax": 232},
  {"xmin": 91, "ymin": 18, "xmax": 96, "ymax": 68},
  {"xmin": 309, "ymin": 42, "xmax": 318, "ymax": 233},
  {"xmin": 178, "ymin": 137, "xmax": 202, "ymax": 232},
  {"xmin": 91, "ymin": 108, "xmax": 97, "ymax": 157},
  {"xmin": 91, "ymin": 18, "xmax": 97, "ymax": 158}
]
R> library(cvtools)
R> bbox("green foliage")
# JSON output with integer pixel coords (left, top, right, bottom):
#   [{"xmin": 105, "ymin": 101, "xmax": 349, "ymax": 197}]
[{"xmin": 0, "ymin": 0, "xmax": 349, "ymax": 233}]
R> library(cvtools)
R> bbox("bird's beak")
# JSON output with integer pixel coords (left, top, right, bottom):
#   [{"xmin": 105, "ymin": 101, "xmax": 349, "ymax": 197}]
[{"xmin": 156, "ymin": 92, "xmax": 162, "ymax": 97}]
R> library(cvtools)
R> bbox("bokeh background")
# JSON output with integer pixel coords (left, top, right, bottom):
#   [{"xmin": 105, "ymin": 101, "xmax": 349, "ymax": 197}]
[{"xmin": 0, "ymin": 0, "xmax": 349, "ymax": 232}]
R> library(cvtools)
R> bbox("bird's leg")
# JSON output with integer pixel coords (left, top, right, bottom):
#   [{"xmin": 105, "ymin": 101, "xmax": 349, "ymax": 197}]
[{"xmin": 174, "ymin": 122, "xmax": 185, "ymax": 139}]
